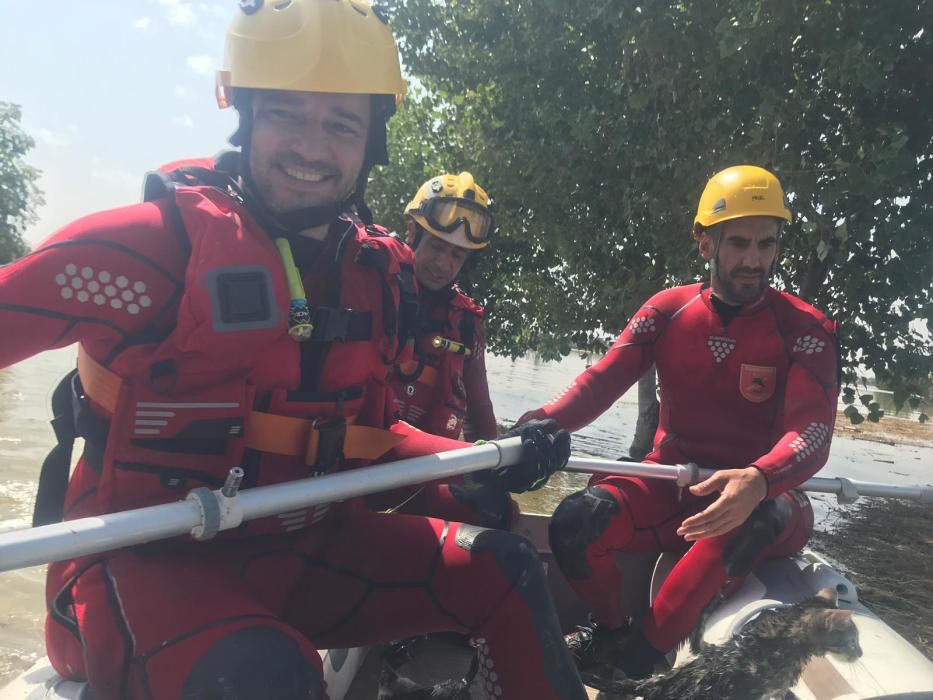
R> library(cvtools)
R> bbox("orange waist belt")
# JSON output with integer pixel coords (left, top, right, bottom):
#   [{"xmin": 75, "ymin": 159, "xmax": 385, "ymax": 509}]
[{"xmin": 77, "ymin": 345, "xmax": 403, "ymax": 465}]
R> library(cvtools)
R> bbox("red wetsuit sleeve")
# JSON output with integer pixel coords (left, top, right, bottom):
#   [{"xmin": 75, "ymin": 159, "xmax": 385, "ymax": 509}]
[
  {"xmin": 522, "ymin": 304, "xmax": 663, "ymax": 431},
  {"xmin": 463, "ymin": 320, "xmax": 498, "ymax": 441},
  {"xmin": 752, "ymin": 319, "xmax": 839, "ymax": 498},
  {"xmin": 0, "ymin": 201, "xmax": 187, "ymax": 369},
  {"xmin": 388, "ymin": 419, "xmax": 470, "ymax": 459}
]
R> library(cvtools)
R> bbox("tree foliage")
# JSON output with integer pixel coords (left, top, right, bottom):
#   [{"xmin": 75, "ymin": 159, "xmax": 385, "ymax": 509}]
[
  {"xmin": 0, "ymin": 103, "xmax": 41, "ymax": 264},
  {"xmin": 369, "ymin": 1, "xmax": 933, "ymax": 413}
]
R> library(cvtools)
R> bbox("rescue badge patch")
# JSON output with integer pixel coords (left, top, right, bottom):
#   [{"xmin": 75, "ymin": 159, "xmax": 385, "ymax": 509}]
[{"xmin": 739, "ymin": 364, "xmax": 777, "ymax": 403}]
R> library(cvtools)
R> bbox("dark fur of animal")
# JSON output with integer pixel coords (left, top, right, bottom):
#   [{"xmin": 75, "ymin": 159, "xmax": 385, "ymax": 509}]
[
  {"xmin": 377, "ymin": 664, "xmax": 473, "ymax": 700},
  {"xmin": 377, "ymin": 638, "xmax": 478, "ymax": 700},
  {"xmin": 594, "ymin": 588, "xmax": 862, "ymax": 700}
]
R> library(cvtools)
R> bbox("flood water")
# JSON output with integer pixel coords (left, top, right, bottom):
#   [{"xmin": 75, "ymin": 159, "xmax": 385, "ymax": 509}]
[{"xmin": 1, "ymin": 348, "xmax": 931, "ymax": 684}]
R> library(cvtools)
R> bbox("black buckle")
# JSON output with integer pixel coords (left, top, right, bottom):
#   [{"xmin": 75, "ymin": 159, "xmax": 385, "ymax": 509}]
[
  {"xmin": 309, "ymin": 309, "xmax": 371, "ymax": 343},
  {"xmin": 311, "ymin": 308, "xmax": 350, "ymax": 342},
  {"xmin": 311, "ymin": 417, "xmax": 347, "ymax": 472}
]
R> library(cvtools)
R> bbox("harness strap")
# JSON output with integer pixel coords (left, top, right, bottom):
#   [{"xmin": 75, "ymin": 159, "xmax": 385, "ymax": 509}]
[
  {"xmin": 245, "ymin": 412, "xmax": 403, "ymax": 464},
  {"xmin": 32, "ymin": 373, "xmax": 78, "ymax": 526},
  {"xmin": 33, "ymin": 370, "xmax": 110, "ymax": 526},
  {"xmin": 308, "ymin": 307, "xmax": 372, "ymax": 343},
  {"xmin": 395, "ymin": 359, "xmax": 439, "ymax": 387},
  {"xmin": 459, "ymin": 308, "xmax": 476, "ymax": 355},
  {"xmin": 395, "ymin": 263, "xmax": 419, "ymax": 359},
  {"xmin": 76, "ymin": 345, "xmax": 402, "ymax": 467}
]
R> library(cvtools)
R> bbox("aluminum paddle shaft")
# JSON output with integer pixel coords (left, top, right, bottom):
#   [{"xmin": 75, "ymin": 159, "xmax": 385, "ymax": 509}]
[
  {"xmin": 565, "ymin": 456, "xmax": 933, "ymax": 504},
  {"xmin": 0, "ymin": 438, "xmax": 524, "ymax": 573}
]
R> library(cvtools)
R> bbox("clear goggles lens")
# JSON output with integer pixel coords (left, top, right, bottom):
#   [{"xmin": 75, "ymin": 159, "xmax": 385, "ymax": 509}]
[{"xmin": 421, "ymin": 198, "xmax": 493, "ymax": 244}]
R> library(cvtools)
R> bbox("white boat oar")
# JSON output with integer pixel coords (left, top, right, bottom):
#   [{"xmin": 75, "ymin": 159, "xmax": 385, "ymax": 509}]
[
  {"xmin": 565, "ymin": 456, "xmax": 933, "ymax": 504},
  {"xmin": 1, "ymin": 440, "xmax": 930, "ymax": 574},
  {"xmin": 0, "ymin": 438, "xmax": 524, "ymax": 574}
]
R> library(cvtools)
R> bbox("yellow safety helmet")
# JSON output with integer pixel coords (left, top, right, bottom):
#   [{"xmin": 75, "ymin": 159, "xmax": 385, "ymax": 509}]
[
  {"xmin": 405, "ymin": 173, "xmax": 494, "ymax": 250},
  {"xmin": 216, "ymin": 0, "xmax": 406, "ymax": 107},
  {"xmin": 694, "ymin": 165, "xmax": 792, "ymax": 231}
]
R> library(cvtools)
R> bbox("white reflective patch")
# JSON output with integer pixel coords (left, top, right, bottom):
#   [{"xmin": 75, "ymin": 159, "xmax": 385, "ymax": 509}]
[
  {"xmin": 707, "ymin": 335, "xmax": 737, "ymax": 364},
  {"xmin": 135, "ymin": 402, "xmax": 240, "ymax": 409},
  {"xmin": 793, "ymin": 334, "xmax": 826, "ymax": 354},
  {"xmin": 55, "ymin": 265, "xmax": 154, "ymax": 316},
  {"xmin": 790, "ymin": 422, "xmax": 831, "ymax": 462},
  {"xmin": 628, "ymin": 315, "xmax": 657, "ymax": 335}
]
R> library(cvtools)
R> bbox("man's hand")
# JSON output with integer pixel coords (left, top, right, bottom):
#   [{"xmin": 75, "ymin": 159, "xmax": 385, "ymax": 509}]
[
  {"xmin": 493, "ymin": 418, "xmax": 570, "ymax": 493},
  {"xmin": 677, "ymin": 467, "xmax": 767, "ymax": 542}
]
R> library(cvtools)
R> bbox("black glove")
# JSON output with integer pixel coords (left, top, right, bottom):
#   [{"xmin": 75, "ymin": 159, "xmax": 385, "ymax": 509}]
[{"xmin": 493, "ymin": 419, "xmax": 571, "ymax": 493}]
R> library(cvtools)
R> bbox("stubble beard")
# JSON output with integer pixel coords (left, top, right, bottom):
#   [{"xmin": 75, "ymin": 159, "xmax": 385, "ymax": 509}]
[{"xmin": 711, "ymin": 263, "xmax": 768, "ymax": 306}]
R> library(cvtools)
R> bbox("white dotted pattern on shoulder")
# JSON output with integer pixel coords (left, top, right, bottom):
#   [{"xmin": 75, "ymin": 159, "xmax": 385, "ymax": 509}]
[
  {"xmin": 547, "ymin": 380, "xmax": 577, "ymax": 406},
  {"xmin": 471, "ymin": 637, "xmax": 502, "ymax": 698},
  {"xmin": 628, "ymin": 315, "xmax": 657, "ymax": 335},
  {"xmin": 55, "ymin": 266, "xmax": 153, "ymax": 317},
  {"xmin": 707, "ymin": 335, "xmax": 736, "ymax": 364},
  {"xmin": 789, "ymin": 422, "xmax": 830, "ymax": 463},
  {"xmin": 793, "ymin": 335, "xmax": 826, "ymax": 354}
]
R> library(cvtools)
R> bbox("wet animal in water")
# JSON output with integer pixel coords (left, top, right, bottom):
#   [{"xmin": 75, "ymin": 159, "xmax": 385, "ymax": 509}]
[{"xmin": 593, "ymin": 588, "xmax": 862, "ymax": 700}]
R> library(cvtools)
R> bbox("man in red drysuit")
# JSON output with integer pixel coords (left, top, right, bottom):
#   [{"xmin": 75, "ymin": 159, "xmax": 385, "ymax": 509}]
[
  {"xmin": 0, "ymin": 3, "xmax": 583, "ymax": 698},
  {"xmin": 519, "ymin": 165, "xmax": 839, "ymax": 683},
  {"xmin": 375, "ymin": 172, "xmax": 515, "ymax": 530}
]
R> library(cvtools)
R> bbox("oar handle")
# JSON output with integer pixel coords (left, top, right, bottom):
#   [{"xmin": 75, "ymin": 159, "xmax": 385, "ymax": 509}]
[
  {"xmin": 0, "ymin": 437, "xmax": 524, "ymax": 573},
  {"xmin": 564, "ymin": 456, "xmax": 933, "ymax": 505}
]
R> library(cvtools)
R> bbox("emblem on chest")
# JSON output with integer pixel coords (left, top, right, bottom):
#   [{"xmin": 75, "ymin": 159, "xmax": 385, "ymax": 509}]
[
  {"xmin": 740, "ymin": 363, "xmax": 777, "ymax": 403},
  {"xmin": 707, "ymin": 335, "xmax": 736, "ymax": 363}
]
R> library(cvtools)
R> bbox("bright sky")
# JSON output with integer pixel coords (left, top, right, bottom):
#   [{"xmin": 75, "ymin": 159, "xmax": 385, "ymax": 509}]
[{"xmin": 0, "ymin": 1, "xmax": 238, "ymax": 246}]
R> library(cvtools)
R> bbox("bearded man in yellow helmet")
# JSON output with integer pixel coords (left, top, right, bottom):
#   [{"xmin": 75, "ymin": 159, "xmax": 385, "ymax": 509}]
[
  {"xmin": 518, "ymin": 165, "xmax": 839, "ymax": 685},
  {"xmin": 0, "ymin": 2, "xmax": 585, "ymax": 698}
]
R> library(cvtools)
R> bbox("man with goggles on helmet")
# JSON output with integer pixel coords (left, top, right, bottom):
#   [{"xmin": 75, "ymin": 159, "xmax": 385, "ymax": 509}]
[
  {"xmin": 517, "ymin": 165, "xmax": 839, "ymax": 685},
  {"xmin": 375, "ymin": 172, "xmax": 515, "ymax": 528},
  {"xmin": 0, "ymin": 2, "xmax": 585, "ymax": 698}
]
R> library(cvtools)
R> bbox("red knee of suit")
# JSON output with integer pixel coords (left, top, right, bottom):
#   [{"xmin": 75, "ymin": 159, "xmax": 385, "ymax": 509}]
[
  {"xmin": 45, "ymin": 545, "xmax": 325, "ymax": 700},
  {"xmin": 641, "ymin": 497, "xmax": 813, "ymax": 651}
]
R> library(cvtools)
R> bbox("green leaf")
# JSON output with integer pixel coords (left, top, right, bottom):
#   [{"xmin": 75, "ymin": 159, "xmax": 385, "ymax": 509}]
[
  {"xmin": 920, "ymin": 413, "xmax": 929, "ymax": 424},
  {"xmin": 859, "ymin": 394, "xmax": 875, "ymax": 407},
  {"xmin": 375, "ymin": 0, "xmax": 933, "ymax": 401}
]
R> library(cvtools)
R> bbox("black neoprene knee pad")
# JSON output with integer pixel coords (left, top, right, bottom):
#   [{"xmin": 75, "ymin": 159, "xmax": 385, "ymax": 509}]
[
  {"xmin": 449, "ymin": 481, "xmax": 514, "ymax": 529},
  {"xmin": 182, "ymin": 625, "xmax": 324, "ymax": 699},
  {"xmin": 548, "ymin": 486, "xmax": 620, "ymax": 580}
]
